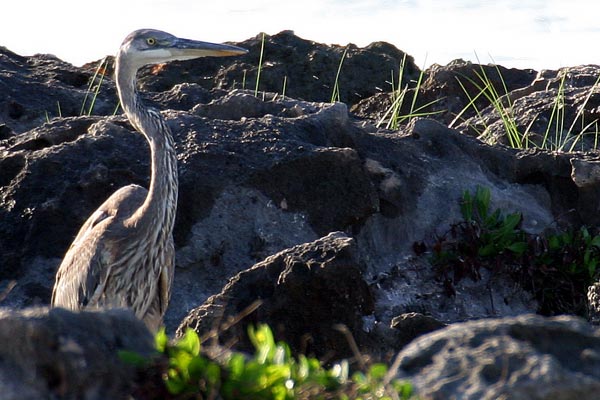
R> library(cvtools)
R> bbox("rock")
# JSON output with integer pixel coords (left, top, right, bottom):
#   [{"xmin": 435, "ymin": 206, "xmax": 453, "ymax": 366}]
[
  {"xmin": 0, "ymin": 307, "xmax": 154, "ymax": 400},
  {"xmin": 0, "ymin": 48, "xmax": 117, "ymax": 134},
  {"xmin": 177, "ymin": 232, "xmax": 374, "ymax": 360},
  {"xmin": 571, "ymin": 158, "xmax": 600, "ymax": 188},
  {"xmin": 390, "ymin": 312, "xmax": 447, "ymax": 347},
  {"xmin": 395, "ymin": 314, "xmax": 600, "ymax": 400},
  {"xmin": 587, "ymin": 282, "xmax": 600, "ymax": 325}
]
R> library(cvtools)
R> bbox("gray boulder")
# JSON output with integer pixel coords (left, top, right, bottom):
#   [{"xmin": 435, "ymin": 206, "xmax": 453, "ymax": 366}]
[
  {"xmin": 0, "ymin": 307, "xmax": 154, "ymax": 400},
  {"xmin": 178, "ymin": 231, "xmax": 373, "ymax": 360},
  {"xmin": 396, "ymin": 314, "xmax": 600, "ymax": 400}
]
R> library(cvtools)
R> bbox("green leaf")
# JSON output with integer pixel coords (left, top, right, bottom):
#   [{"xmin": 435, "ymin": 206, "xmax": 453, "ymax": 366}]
[
  {"xmin": 155, "ymin": 327, "xmax": 168, "ymax": 353},
  {"xmin": 548, "ymin": 235, "xmax": 561, "ymax": 250},
  {"xmin": 561, "ymin": 232, "xmax": 573, "ymax": 246},
  {"xmin": 173, "ymin": 350, "xmax": 194, "ymax": 380},
  {"xmin": 584, "ymin": 249, "xmax": 591, "ymax": 266},
  {"xmin": 164, "ymin": 372, "xmax": 187, "ymax": 394},
  {"xmin": 393, "ymin": 380, "xmax": 414, "ymax": 399},
  {"xmin": 479, "ymin": 243, "xmax": 497, "ymax": 257},
  {"xmin": 503, "ymin": 212, "xmax": 522, "ymax": 231},
  {"xmin": 204, "ymin": 362, "xmax": 221, "ymax": 386},
  {"xmin": 249, "ymin": 324, "xmax": 277, "ymax": 364},
  {"xmin": 507, "ymin": 241, "xmax": 528, "ymax": 255},
  {"xmin": 176, "ymin": 329, "xmax": 201, "ymax": 356},
  {"xmin": 590, "ymin": 235, "xmax": 600, "ymax": 248},
  {"xmin": 227, "ymin": 353, "xmax": 246, "ymax": 377},
  {"xmin": 187, "ymin": 356, "xmax": 207, "ymax": 381},
  {"xmin": 475, "ymin": 186, "xmax": 491, "ymax": 218},
  {"xmin": 368, "ymin": 363, "xmax": 388, "ymax": 380},
  {"xmin": 352, "ymin": 371, "xmax": 367, "ymax": 385},
  {"xmin": 582, "ymin": 226, "xmax": 591, "ymax": 240}
]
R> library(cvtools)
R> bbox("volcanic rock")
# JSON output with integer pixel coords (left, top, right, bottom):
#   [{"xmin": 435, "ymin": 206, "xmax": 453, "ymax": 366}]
[
  {"xmin": 396, "ymin": 314, "xmax": 600, "ymax": 399},
  {"xmin": 0, "ymin": 307, "xmax": 153, "ymax": 400}
]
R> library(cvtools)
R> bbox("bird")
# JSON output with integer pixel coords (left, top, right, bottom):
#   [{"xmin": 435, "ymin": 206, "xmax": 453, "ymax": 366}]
[{"xmin": 51, "ymin": 29, "xmax": 247, "ymax": 331}]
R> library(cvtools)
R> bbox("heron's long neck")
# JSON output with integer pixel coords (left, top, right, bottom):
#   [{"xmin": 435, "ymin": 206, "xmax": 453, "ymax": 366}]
[{"xmin": 116, "ymin": 62, "xmax": 178, "ymax": 240}]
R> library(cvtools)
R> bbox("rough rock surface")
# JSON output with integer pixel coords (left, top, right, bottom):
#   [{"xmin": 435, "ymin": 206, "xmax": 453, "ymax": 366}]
[
  {"xmin": 178, "ymin": 232, "xmax": 373, "ymax": 360},
  {"xmin": 0, "ymin": 307, "xmax": 154, "ymax": 400},
  {"xmin": 0, "ymin": 46, "xmax": 117, "ymax": 135},
  {"xmin": 396, "ymin": 314, "xmax": 600, "ymax": 400}
]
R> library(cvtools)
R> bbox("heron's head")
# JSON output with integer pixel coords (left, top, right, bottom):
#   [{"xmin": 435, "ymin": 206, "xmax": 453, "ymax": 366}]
[{"xmin": 118, "ymin": 29, "xmax": 247, "ymax": 70}]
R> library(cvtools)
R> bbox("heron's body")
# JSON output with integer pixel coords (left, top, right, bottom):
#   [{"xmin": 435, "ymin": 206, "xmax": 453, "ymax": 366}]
[{"xmin": 51, "ymin": 29, "xmax": 246, "ymax": 331}]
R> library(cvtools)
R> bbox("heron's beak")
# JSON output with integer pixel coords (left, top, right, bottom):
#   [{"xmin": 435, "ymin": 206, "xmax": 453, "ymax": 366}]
[{"xmin": 170, "ymin": 38, "xmax": 248, "ymax": 59}]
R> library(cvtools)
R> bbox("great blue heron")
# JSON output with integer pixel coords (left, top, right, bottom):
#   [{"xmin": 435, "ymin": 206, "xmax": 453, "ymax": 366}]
[{"xmin": 51, "ymin": 29, "xmax": 247, "ymax": 331}]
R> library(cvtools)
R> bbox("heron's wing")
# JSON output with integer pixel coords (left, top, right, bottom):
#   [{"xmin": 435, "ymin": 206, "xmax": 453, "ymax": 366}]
[
  {"xmin": 51, "ymin": 210, "xmax": 113, "ymax": 309},
  {"xmin": 141, "ymin": 236, "xmax": 175, "ymax": 331},
  {"xmin": 159, "ymin": 237, "xmax": 175, "ymax": 315},
  {"xmin": 51, "ymin": 184, "xmax": 147, "ymax": 309}
]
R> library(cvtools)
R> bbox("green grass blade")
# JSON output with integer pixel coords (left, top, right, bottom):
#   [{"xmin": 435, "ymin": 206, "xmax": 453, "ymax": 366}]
[
  {"xmin": 254, "ymin": 33, "xmax": 266, "ymax": 97},
  {"xmin": 331, "ymin": 46, "xmax": 348, "ymax": 103},
  {"xmin": 86, "ymin": 57, "xmax": 108, "ymax": 116}
]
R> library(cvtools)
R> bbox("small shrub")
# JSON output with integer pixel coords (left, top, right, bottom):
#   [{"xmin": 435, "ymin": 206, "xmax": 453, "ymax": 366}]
[
  {"xmin": 426, "ymin": 186, "xmax": 600, "ymax": 315},
  {"xmin": 127, "ymin": 325, "xmax": 415, "ymax": 399}
]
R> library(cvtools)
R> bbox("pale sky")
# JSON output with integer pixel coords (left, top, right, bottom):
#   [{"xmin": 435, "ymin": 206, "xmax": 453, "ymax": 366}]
[{"xmin": 2, "ymin": 0, "xmax": 600, "ymax": 70}]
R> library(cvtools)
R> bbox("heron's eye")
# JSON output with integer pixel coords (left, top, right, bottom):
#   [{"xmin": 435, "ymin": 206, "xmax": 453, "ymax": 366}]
[{"xmin": 146, "ymin": 38, "xmax": 156, "ymax": 46}]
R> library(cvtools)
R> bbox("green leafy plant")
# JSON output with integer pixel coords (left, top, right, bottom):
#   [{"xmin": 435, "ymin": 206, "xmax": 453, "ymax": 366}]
[
  {"xmin": 529, "ymin": 226, "xmax": 600, "ymax": 314},
  {"xmin": 431, "ymin": 186, "xmax": 527, "ymax": 288},
  {"xmin": 132, "ymin": 325, "xmax": 415, "ymax": 399},
  {"xmin": 460, "ymin": 186, "xmax": 528, "ymax": 258},
  {"xmin": 155, "ymin": 327, "xmax": 221, "ymax": 396},
  {"xmin": 425, "ymin": 185, "xmax": 600, "ymax": 315}
]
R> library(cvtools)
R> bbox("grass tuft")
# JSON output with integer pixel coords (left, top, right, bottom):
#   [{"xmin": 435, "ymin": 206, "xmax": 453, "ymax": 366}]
[
  {"xmin": 376, "ymin": 54, "xmax": 443, "ymax": 130},
  {"xmin": 452, "ymin": 59, "xmax": 600, "ymax": 152}
]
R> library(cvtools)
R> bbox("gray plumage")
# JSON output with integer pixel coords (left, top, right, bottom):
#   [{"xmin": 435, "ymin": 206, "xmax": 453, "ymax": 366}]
[{"xmin": 51, "ymin": 29, "xmax": 247, "ymax": 331}]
